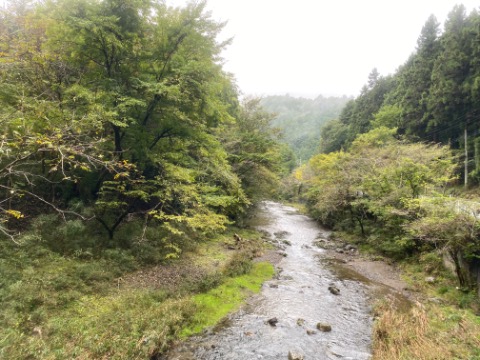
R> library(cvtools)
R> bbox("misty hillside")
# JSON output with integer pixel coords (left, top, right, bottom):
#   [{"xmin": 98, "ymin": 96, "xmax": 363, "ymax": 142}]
[{"xmin": 261, "ymin": 95, "xmax": 351, "ymax": 161}]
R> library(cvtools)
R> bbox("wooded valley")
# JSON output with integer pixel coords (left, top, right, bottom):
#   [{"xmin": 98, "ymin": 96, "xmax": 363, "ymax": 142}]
[{"xmin": 2, "ymin": 0, "xmax": 480, "ymax": 359}]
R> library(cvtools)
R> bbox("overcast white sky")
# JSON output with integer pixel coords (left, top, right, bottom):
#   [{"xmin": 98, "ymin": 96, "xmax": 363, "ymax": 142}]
[{"xmin": 168, "ymin": 0, "xmax": 480, "ymax": 98}]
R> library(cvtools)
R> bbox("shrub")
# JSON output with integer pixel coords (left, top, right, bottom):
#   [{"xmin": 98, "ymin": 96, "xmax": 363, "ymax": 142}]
[{"xmin": 222, "ymin": 251, "xmax": 253, "ymax": 277}]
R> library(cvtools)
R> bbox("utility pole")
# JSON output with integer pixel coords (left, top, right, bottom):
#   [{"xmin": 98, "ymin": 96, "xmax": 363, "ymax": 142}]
[{"xmin": 465, "ymin": 125, "xmax": 468, "ymax": 189}]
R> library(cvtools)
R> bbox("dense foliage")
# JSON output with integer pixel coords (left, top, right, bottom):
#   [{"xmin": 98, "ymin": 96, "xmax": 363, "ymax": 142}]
[
  {"xmin": 0, "ymin": 0, "xmax": 286, "ymax": 250},
  {"xmin": 298, "ymin": 127, "xmax": 480, "ymax": 289},
  {"xmin": 260, "ymin": 94, "xmax": 350, "ymax": 161},
  {"xmin": 321, "ymin": 5, "xmax": 480, "ymax": 185},
  {"xmin": 294, "ymin": 5, "xmax": 480, "ymax": 292},
  {"xmin": 0, "ymin": 0, "xmax": 290, "ymax": 357}
]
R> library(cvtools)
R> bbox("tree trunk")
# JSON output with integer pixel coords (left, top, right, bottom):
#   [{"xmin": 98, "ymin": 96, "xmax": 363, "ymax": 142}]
[{"xmin": 450, "ymin": 249, "xmax": 468, "ymax": 288}]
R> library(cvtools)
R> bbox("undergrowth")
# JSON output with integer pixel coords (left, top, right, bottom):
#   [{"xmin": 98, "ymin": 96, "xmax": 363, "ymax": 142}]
[
  {"xmin": 0, "ymin": 222, "xmax": 274, "ymax": 359},
  {"xmin": 372, "ymin": 252, "xmax": 480, "ymax": 360},
  {"xmin": 373, "ymin": 299, "xmax": 480, "ymax": 360}
]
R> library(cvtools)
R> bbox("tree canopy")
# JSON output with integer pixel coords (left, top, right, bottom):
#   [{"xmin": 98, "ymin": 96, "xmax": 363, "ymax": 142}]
[
  {"xmin": 320, "ymin": 6, "xmax": 480, "ymax": 183},
  {"xmin": 0, "ymin": 0, "xmax": 287, "ymax": 249}
]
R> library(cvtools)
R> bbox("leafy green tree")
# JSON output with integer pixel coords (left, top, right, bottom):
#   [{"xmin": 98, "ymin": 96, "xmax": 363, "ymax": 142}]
[
  {"xmin": 318, "ymin": 119, "xmax": 349, "ymax": 153},
  {"xmin": 406, "ymin": 196, "xmax": 480, "ymax": 288},
  {"xmin": 224, "ymin": 97, "xmax": 288, "ymax": 200},
  {"xmin": 300, "ymin": 127, "xmax": 455, "ymax": 256},
  {"xmin": 370, "ymin": 105, "xmax": 403, "ymax": 129},
  {"xmin": 0, "ymin": 0, "xmax": 251, "ymax": 247}
]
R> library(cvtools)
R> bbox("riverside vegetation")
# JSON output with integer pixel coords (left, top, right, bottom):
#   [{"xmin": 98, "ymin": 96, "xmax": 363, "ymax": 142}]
[
  {"xmin": 286, "ymin": 5, "xmax": 480, "ymax": 359},
  {"xmin": 2, "ymin": 0, "xmax": 480, "ymax": 359},
  {"xmin": 0, "ymin": 0, "xmax": 285, "ymax": 358}
]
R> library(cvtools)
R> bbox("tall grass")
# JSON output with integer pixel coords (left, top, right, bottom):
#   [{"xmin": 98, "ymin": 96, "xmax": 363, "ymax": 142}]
[{"xmin": 373, "ymin": 299, "xmax": 480, "ymax": 360}]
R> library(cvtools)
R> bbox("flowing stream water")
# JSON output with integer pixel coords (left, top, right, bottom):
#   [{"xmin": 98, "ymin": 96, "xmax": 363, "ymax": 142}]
[{"xmin": 165, "ymin": 201, "xmax": 373, "ymax": 359}]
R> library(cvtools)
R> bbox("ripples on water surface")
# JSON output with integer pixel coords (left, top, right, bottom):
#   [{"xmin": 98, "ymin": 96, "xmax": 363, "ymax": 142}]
[{"xmin": 167, "ymin": 201, "xmax": 373, "ymax": 360}]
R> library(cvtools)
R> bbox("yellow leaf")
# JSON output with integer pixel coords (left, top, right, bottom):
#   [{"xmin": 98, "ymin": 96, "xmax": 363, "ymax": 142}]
[{"xmin": 5, "ymin": 210, "xmax": 24, "ymax": 219}]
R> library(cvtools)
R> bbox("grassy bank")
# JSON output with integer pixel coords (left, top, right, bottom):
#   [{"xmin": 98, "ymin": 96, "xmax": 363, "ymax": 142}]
[
  {"xmin": 0, "ymin": 228, "xmax": 274, "ymax": 359},
  {"xmin": 373, "ymin": 298, "xmax": 480, "ymax": 360},
  {"xmin": 369, "ymin": 255, "xmax": 480, "ymax": 360}
]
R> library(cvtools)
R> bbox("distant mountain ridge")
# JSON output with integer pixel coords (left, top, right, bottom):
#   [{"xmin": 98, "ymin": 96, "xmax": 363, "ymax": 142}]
[{"xmin": 261, "ymin": 95, "xmax": 351, "ymax": 161}]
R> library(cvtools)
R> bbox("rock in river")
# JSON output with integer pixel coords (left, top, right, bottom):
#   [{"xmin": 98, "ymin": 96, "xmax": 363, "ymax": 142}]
[
  {"xmin": 328, "ymin": 285, "xmax": 340, "ymax": 295},
  {"xmin": 317, "ymin": 322, "xmax": 332, "ymax": 332},
  {"xmin": 288, "ymin": 350, "xmax": 304, "ymax": 360},
  {"xmin": 266, "ymin": 317, "xmax": 278, "ymax": 327}
]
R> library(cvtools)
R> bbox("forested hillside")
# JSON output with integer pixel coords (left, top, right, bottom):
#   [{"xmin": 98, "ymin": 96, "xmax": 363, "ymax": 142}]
[
  {"xmin": 261, "ymin": 95, "xmax": 350, "ymax": 161},
  {"xmin": 320, "ymin": 5, "xmax": 480, "ymax": 185},
  {"xmin": 296, "ymin": 4, "xmax": 480, "ymax": 295},
  {"xmin": 0, "ymin": 0, "xmax": 289, "ymax": 357},
  {"xmin": 0, "ymin": 0, "xmax": 289, "ymax": 247}
]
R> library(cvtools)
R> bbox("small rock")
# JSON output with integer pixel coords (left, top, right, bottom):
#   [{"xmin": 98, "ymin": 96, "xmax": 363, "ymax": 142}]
[
  {"xmin": 296, "ymin": 318, "xmax": 305, "ymax": 326},
  {"xmin": 266, "ymin": 317, "xmax": 278, "ymax": 326},
  {"xmin": 306, "ymin": 329, "xmax": 316, "ymax": 335},
  {"xmin": 288, "ymin": 351, "xmax": 304, "ymax": 360},
  {"xmin": 428, "ymin": 297, "xmax": 443, "ymax": 304},
  {"xmin": 269, "ymin": 284, "xmax": 279, "ymax": 288},
  {"xmin": 244, "ymin": 331, "xmax": 254, "ymax": 336},
  {"xmin": 425, "ymin": 276, "xmax": 436, "ymax": 284},
  {"xmin": 328, "ymin": 285, "xmax": 340, "ymax": 295},
  {"xmin": 335, "ymin": 248, "xmax": 344, "ymax": 254},
  {"xmin": 313, "ymin": 240, "xmax": 327, "ymax": 249},
  {"xmin": 344, "ymin": 244, "xmax": 357, "ymax": 251},
  {"xmin": 317, "ymin": 322, "xmax": 332, "ymax": 332}
]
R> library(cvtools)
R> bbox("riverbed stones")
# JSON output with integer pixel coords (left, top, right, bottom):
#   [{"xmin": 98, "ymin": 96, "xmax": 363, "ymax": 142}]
[
  {"xmin": 344, "ymin": 244, "xmax": 357, "ymax": 251},
  {"xmin": 274, "ymin": 230, "xmax": 290, "ymax": 239},
  {"xmin": 288, "ymin": 350, "xmax": 304, "ymax": 360},
  {"xmin": 328, "ymin": 285, "xmax": 340, "ymax": 295},
  {"xmin": 306, "ymin": 329, "xmax": 316, "ymax": 335},
  {"xmin": 316, "ymin": 322, "xmax": 332, "ymax": 332},
  {"xmin": 266, "ymin": 317, "xmax": 278, "ymax": 326}
]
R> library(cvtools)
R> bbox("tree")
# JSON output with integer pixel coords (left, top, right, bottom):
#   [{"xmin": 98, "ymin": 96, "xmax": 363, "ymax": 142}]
[
  {"xmin": 395, "ymin": 15, "xmax": 441, "ymax": 137},
  {"xmin": 299, "ymin": 127, "xmax": 455, "ymax": 256},
  {"xmin": 407, "ymin": 196, "xmax": 480, "ymax": 289},
  {"xmin": 368, "ymin": 67, "xmax": 380, "ymax": 88},
  {"xmin": 318, "ymin": 119, "xmax": 349, "ymax": 153},
  {"xmin": 427, "ymin": 5, "xmax": 472, "ymax": 145},
  {"xmin": 0, "ymin": 0, "xmax": 249, "ymax": 247},
  {"xmin": 223, "ymin": 97, "xmax": 287, "ymax": 200}
]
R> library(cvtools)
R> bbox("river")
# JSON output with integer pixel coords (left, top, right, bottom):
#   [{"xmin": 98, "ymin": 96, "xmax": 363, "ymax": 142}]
[{"xmin": 165, "ymin": 201, "xmax": 373, "ymax": 359}]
